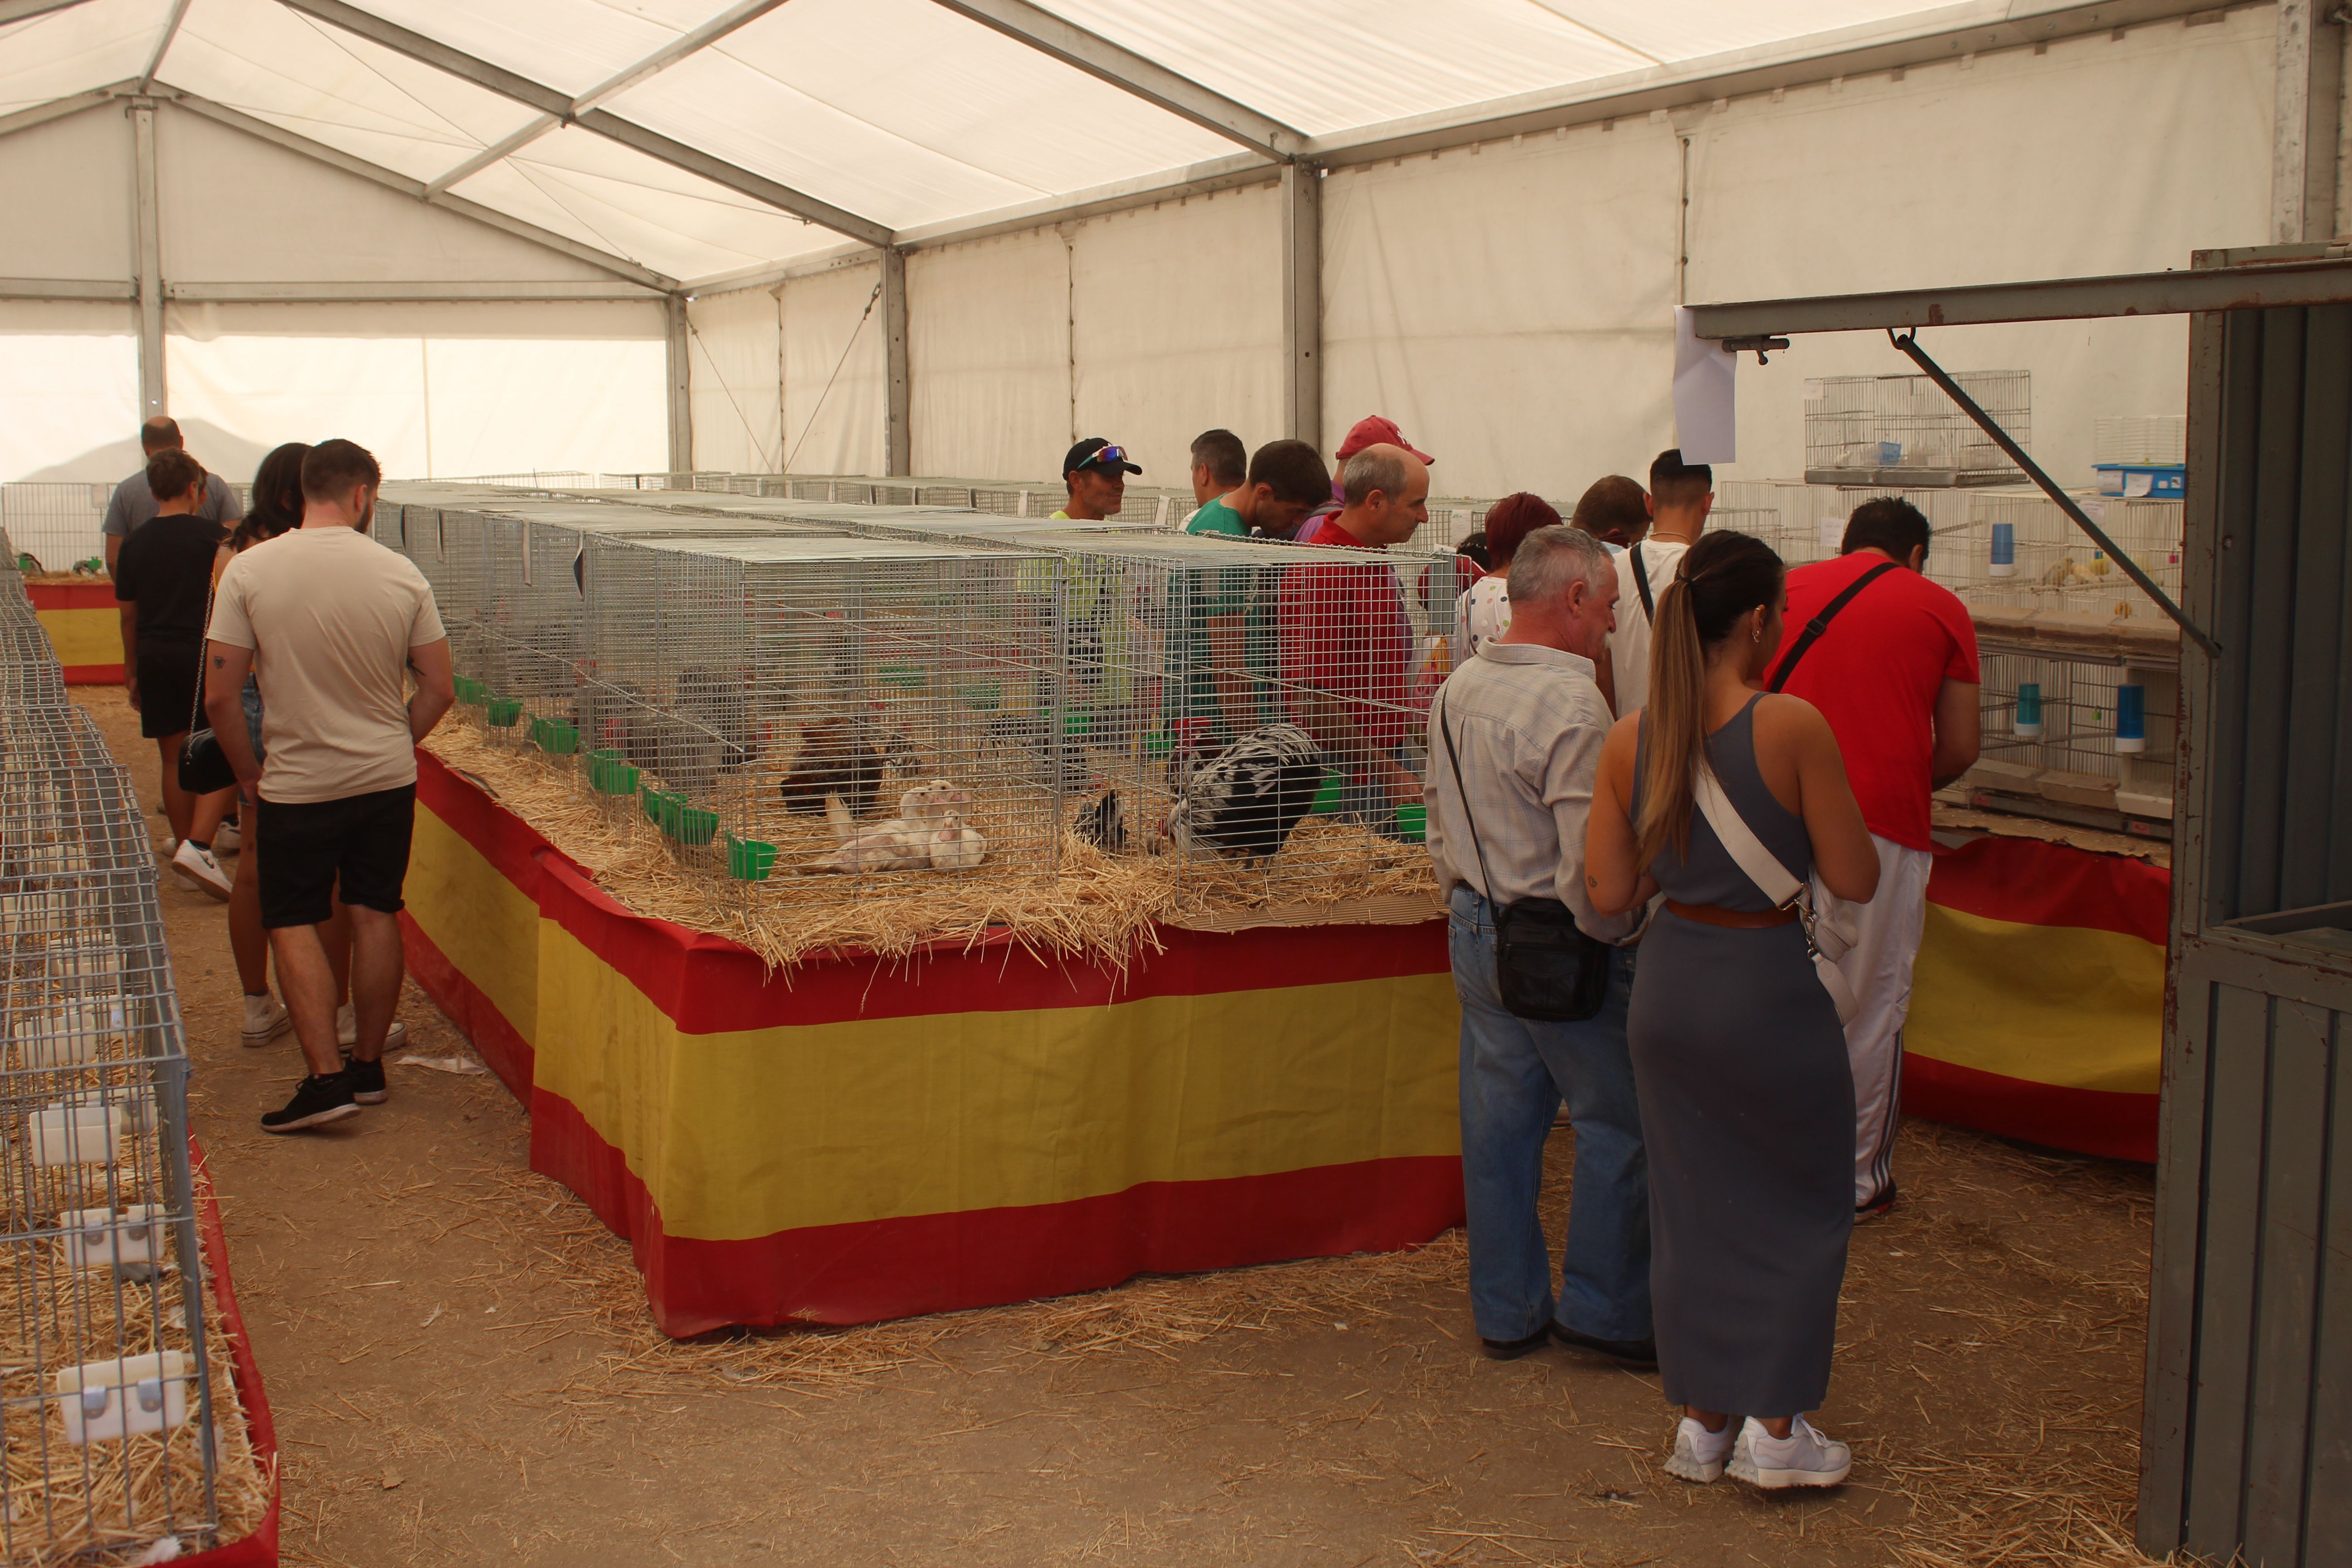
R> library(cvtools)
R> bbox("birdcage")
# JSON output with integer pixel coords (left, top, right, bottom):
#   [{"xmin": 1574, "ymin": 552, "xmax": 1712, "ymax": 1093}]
[
  {"xmin": 0, "ymin": 484, "xmax": 112, "ymax": 575},
  {"xmin": 1803, "ymin": 371, "xmax": 2029, "ymax": 486},
  {"xmin": 0, "ymin": 702, "xmax": 228, "ymax": 1562},
  {"xmin": 2094, "ymin": 415, "xmax": 2186, "ymax": 466},
  {"xmin": 1965, "ymin": 612, "xmax": 2179, "ymax": 831},
  {"xmin": 1964, "ymin": 490, "xmax": 2184, "ymax": 619}
]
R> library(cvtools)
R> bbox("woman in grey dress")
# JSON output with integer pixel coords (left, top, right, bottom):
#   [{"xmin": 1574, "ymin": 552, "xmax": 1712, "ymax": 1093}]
[{"xmin": 1584, "ymin": 531, "xmax": 1880, "ymax": 1490}]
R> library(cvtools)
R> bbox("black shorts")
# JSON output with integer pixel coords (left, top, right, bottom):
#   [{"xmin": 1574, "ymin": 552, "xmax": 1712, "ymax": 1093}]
[
  {"xmin": 255, "ymin": 784, "xmax": 417, "ymax": 930},
  {"xmin": 134, "ymin": 646, "xmax": 201, "ymax": 741}
]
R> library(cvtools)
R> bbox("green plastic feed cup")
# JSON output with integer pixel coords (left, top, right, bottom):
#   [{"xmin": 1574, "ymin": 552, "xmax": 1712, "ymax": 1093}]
[
  {"xmin": 676, "ymin": 806, "xmax": 719, "ymax": 846},
  {"xmin": 1310, "ymin": 772, "xmax": 1345, "ymax": 816},
  {"xmin": 486, "ymin": 698, "xmax": 523, "ymax": 728},
  {"xmin": 726, "ymin": 836, "xmax": 778, "ymax": 881},
  {"xmin": 1393, "ymin": 804, "xmax": 1427, "ymax": 844}
]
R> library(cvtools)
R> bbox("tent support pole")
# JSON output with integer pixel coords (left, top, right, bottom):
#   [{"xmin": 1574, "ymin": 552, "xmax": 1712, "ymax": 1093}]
[
  {"xmin": 667, "ymin": 293, "xmax": 694, "ymax": 475},
  {"xmin": 131, "ymin": 99, "xmax": 165, "ymax": 420},
  {"xmin": 882, "ymin": 247, "xmax": 911, "ymax": 477},
  {"xmin": 1282, "ymin": 162, "xmax": 1321, "ymax": 448},
  {"xmin": 2273, "ymin": 0, "xmax": 2344, "ymax": 243}
]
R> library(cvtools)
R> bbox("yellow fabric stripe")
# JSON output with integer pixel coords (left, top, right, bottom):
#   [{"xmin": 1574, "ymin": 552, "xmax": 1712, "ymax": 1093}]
[
  {"xmin": 403, "ymin": 806, "xmax": 541, "ymax": 1047},
  {"xmin": 38, "ymin": 608, "xmax": 122, "ymax": 668},
  {"xmin": 1907, "ymin": 904, "xmax": 2161, "ymax": 1096},
  {"xmin": 529, "ymin": 923, "xmax": 1462, "ymax": 1240}
]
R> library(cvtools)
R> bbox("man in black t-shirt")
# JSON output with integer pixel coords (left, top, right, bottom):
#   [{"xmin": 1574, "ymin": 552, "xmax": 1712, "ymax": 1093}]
[{"xmin": 116, "ymin": 448, "xmax": 234, "ymax": 899}]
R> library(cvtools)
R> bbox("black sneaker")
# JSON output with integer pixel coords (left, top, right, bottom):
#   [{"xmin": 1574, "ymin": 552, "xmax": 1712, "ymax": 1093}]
[
  {"xmin": 1550, "ymin": 1323, "xmax": 1658, "ymax": 1369},
  {"xmin": 1479, "ymin": 1326, "xmax": 1552, "ymax": 1362},
  {"xmin": 345, "ymin": 1056, "xmax": 387, "ymax": 1106},
  {"xmin": 260, "ymin": 1073, "xmax": 361, "ymax": 1133},
  {"xmin": 1856, "ymin": 1182, "xmax": 1898, "ymax": 1222}
]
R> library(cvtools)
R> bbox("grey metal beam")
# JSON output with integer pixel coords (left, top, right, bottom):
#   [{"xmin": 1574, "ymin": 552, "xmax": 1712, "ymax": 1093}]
[
  {"xmin": 167, "ymin": 93, "xmax": 679, "ymax": 290},
  {"xmin": 0, "ymin": 277, "xmax": 135, "ymax": 301},
  {"xmin": 1689, "ymin": 255, "xmax": 2352, "ymax": 340},
  {"xmin": 276, "ymin": 0, "xmax": 894, "ymax": 247},
  {"xmin": 2272, "ymin": 0, "xmax": 2344, "ymax": 243},
  {"xmin": 1280, "ymin": 162, "xmax": 1321, "ymax": 446},
  {"xmin": 0, "ymin": 0, "xmax": 92, "ymax": 23},
  {"xmin": 423, "ymin": 0, "xmax": 792, "ymax": 197},
  {"xmin": 131, "ymin": 100, "xmax": 164, "ymax": 418},
  {"xmin": 0, "ymin": 82, "xmax": 127, "ymax": 140},
  {"xmin": 926, "ymin": 0, "xmax": 1302, "ymax": 161},
  {"xmin": 881, "ymin": 248, "xmax": 911, "ymax": 476},
  {"xmin": 893, "ymin": 151, "xmax": 1275, "ymax": 253},
  {"xmin": 667, "ymin": 294, "xmax": 694, "ymax": 472},
  {"xmin": 137, "ymin": 0, "xmax": 190, "ymax": 94},
  {"xmin": 166, "ymin": 279, "xmax": 664, "ymax": 303}
]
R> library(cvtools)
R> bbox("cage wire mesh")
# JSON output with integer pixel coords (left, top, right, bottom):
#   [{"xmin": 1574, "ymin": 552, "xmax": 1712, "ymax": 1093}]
[
  {"xmin": 0, "ymin": 695, "xmax": 223, "ymax": 1564},
  {"xmin": 1803, "ymin": 371, "xmax": 2029, "ymax": 485},
  {"xmin": 1965, "ymin": 491, "xmax": 2185, "ymax": 621},
  {"xmin": 1973, "ymin": 644, "xmax": 2178, "ymax": 799},
  {"xmin": 2093, "ymin": 415, "xmax": 2187, "ymax": 466}
]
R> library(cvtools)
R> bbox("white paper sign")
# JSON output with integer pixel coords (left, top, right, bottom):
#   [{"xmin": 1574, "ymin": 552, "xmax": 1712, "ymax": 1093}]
[{"xmin": 1672, "ymin": 307, "xmax": 1737, "ymax": 463}]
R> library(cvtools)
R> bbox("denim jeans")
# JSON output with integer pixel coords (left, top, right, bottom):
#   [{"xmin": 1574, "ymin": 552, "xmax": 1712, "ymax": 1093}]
[{"xmin": 1450, "ymin": 883, "xmax": 1651, "ymax": 1344}]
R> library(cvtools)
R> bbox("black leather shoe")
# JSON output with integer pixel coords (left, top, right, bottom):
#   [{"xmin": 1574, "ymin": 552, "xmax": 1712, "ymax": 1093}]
[
  {"xmin": 1479, "ymin": 1327, "xmax": 1552, "ymax": 1361},
  {"xmin": 1550, "ymin": 1323, "xmax": 1658, "ymax": 1369}
]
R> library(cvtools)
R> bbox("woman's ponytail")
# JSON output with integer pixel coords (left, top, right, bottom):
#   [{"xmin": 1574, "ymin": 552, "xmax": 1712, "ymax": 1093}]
[{"xmin": 1633, "ymin": 530, "xmax": 1786, "ymax": 872}]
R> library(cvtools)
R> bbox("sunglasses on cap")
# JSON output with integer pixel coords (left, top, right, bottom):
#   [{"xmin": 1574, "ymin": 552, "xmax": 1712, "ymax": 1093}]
[{"xmin": 1079, "ymin": 446, "xmax": 1130, "ymax": 469}]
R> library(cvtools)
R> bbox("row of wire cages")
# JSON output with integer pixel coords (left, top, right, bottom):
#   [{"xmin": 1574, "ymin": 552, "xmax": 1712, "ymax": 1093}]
[
  {"xmin": 1, "ymin": 484, "xmax": 260, "ymax": 579},
  {"xmin": 0, "ymin": 532, "xmax": 229, "ymax": 1564},
  {"xmin": 1802, "ymin": 371, "xmax": 2030, "ymax": 486},
  {"xmin": 381, "ymin": 485, "xmax": 1460, "ymax": 911}
]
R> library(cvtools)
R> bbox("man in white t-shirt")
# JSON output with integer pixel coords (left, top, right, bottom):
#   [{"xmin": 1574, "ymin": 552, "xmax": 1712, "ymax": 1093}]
[
  {"xmin": 205, "ymin": 439, "xmax": 456, "ymax": 1134},
  {"xmin": 1604, "ymin": 450, "xmax": 1713, "ymax": 715}
]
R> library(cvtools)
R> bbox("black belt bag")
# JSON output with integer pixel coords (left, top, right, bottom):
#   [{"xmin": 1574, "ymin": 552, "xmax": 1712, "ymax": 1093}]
[{"xmin": 1439, "ymin": 696, "xmax": 1611, "ymax": 1023}]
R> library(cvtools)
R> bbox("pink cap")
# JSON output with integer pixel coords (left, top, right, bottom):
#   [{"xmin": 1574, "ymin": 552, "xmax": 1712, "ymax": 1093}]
[{"xmin": 1336, "ymin": 415, "xmax": 1433, "ymax": 465}]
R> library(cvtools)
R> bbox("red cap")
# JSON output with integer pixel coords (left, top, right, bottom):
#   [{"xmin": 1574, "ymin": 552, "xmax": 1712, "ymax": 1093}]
[{"xmin": 1335, "ymin": 415, "xmax": 1432, "ymax": 465}]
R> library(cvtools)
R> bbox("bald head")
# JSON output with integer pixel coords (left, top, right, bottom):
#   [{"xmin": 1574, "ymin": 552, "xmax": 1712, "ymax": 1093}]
[
  {"xmin": 1336, "ymin": 443, "xmax": 1430, "ymax": 546},
  {"xmin": 140, "ymin": 416, "xmax": 183, "ymax": 454}
]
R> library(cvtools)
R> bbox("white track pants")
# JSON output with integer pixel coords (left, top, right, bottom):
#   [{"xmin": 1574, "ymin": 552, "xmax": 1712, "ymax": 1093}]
[{"xmin": 1834, "ymin": 836, "xmax": 1933, "ymax": 1207}]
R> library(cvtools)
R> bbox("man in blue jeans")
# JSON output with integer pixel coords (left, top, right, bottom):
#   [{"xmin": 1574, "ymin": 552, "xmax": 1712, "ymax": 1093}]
[{"xmin": 1423, "ymin": 524, "xmax": 1652, "ymax": 1367}]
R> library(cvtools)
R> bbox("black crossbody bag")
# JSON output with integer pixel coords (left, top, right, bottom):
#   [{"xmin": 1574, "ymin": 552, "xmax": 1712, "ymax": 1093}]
[
  {"xmin": 176, "ymin": 572, "xmax": 239, "ymax": 796},
  {"xmin": 1438, "ymin": 694, "xmax": 1611, "ymax": 1023}
]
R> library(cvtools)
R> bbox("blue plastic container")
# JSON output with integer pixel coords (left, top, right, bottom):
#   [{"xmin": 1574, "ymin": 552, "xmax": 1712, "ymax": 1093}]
[
  {"xmin": 2115, "ymin": 684, "xmax": 2147, "ymax": 755},
  {"xmin": 2014, "ymin": 682, "xmax": 2043, "ymax": 739},
  {"xmin": 1989, "ymin": 521, "xmax": 2016, "ymax": 578}
]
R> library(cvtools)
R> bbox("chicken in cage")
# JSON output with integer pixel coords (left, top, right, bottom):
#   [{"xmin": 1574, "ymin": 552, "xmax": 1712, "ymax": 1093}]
[{"xmin": 1803, "ymin": 371, "xmax": 2030, "ymax": 486}]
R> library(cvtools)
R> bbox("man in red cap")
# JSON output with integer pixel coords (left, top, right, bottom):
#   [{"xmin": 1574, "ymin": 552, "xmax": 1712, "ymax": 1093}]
[{"xmin": 1293, "ymin": 416, "xmax": 1434, "ymax": 538}]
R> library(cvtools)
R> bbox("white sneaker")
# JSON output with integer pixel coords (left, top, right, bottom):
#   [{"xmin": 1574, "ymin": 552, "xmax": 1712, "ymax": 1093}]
[
  {"xmin": 337, "ymin": 1008, "xmax": 406, "ymax": 1055},
  {"xmin": 171, "ymin": 840, "xmax": 233, "ymax": 901},
  {"xmin": 240, "ymin": 994, "xmax": 291, "ymax": 1047},
  {"xmin": 213, "ymin": 821, "xmax": 241, "ymax": 855},
  {"xmin": 1665, "ymin": 1416, "xmax": 1735, "ymax": 1484},
  {"xmin": 1728, "ymin": 1415, "xmax": 1852, "ymax": 1490}
]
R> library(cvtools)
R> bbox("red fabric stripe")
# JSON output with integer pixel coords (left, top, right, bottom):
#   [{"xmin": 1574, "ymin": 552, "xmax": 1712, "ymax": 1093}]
[
  {"xmin": 528, "ymin": 1086, "xmax": 1463, "ymax": 1337},
  {"xmin": 397, "ymin": 911, "xmax": 535, "ymax": 1103},
  {"xmin": 24, "ymin": 583, "xmax": 118, "ymax": 610},
  {"xmin": 61, "ymin": 663, "xmax": 123, "ymax": 684},
  {"xmin": 182, "ymin": 1138, "xmax": 280, "ymax": 1568},
  {"xmin": 1905, "ymin": 1053, "xmax": 2156, "ymax": 1164},
  {"xmin": 1927, "ymin": 834, "xmax": 2171, "ymax": 945},
  {"xmin": 416, "ymin": 748, "xmax": 1450, "ymax": 1032}
]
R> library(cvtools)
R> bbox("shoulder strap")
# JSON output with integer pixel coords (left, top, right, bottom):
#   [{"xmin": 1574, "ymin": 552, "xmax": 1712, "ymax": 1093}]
[
  {"xmin": 1436, "ymin": 689, "xmax": 1502, "ymax": 903},
  {"xmin": 1691, "ymin": 764, "xmax": 1802, "ymax": 908},
  {"xmin": 1767, "ymin": 559, "xmax": 1901, "ymax": 693},
  {"xmin": 186, "ymin": 569, "xmax": 220, "ymax": 737},
  {"xmin": 1631, "ymin": 543, "xmax": 1656, "ymax": 624}
]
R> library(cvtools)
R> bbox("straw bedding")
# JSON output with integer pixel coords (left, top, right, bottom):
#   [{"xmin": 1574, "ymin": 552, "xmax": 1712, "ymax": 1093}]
[{"xmin": 422, "ymin": 722, "xmax": 1440, "ymax": 972}]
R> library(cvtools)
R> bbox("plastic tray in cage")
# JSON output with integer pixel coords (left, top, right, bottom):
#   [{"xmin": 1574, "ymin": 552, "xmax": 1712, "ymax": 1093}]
[
  {"xmin": 55, "ymin": 1351, "xmax": 191, "ymax": 1445},
  {"xmin": 9, "ymin": 999, "xmax": 127, "ymax": 1068},
  {"xmin": 66, "ymin": 1083, "xmax": 159, "ymax": 1136},
  {"xmin": 28, "ymin": 1102, "xmax": 124, "ymax": 1165},
  {"xmin": 59, "ymin": 1204, "xmax": 169, "ymax": 1270}
]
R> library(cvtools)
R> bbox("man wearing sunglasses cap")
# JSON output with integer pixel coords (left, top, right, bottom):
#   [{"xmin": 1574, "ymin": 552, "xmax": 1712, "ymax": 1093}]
[{"xmin": 1056, "ymin": 437, "xmax": 1142, "ymax": 521}]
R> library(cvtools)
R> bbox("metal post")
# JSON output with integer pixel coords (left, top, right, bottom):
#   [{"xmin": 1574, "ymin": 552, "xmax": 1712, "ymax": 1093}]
[
  {"xmin": 666, "ymin": 292, "xmax": 693, "ymax": 475},
  {"xmin": 2273, "ymin": 0, "xmax": 2345, "ymax": 243},
  {"xmin": 1281, "ymin": 161, "xmax": 1321, "ymax": 446},
  {"xmin": 1889, "ymin": 329, "xmax": 2220, "ymax": 657},
  {"xmin": 881, "ymin": 246, "xmax": 911, "ymax": 477},
  {"xmin": 131, "ymin": 100, "xmax": 165, "ymax": 419}
]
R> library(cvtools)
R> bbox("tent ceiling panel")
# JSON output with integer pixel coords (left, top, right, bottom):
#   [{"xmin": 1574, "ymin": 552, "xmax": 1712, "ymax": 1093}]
[
  {"xmin": 163, "ymin": 0, "xmax": 540, "ymax": 181},
  {"xmin": 1032, "ymin": 0, "xmax": 1653, "ymax": 137},
  {"xmin": 0, "ymin": 0, "xmax": 170, "ymax": 115},
  {"xmin": 352, "ymin": 0, "xmax": 740, "ymax": 97},
  {"xmin": 0, "ymin": 106, "xmax": 131, "ymax": 279},
  {"xmin": 448, "ymin": 123, "xmax": 840, "ymax": 282},
  {"xmin": 1526, "ymin": 2, "xmax": 1966, "ymax": 66},
  {"xmin": 608, "ymin": 0, "xmax": 1239, "ymax": 226}
]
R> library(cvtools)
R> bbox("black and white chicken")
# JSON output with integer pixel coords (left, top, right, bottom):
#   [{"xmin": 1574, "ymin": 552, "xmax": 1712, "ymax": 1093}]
[
  {"xmin": 1073, "ymin": 788, "xmax": 1126, "ymax": 851},
  {"xmin": 1159, "ymin": 723, "xmax": 1329, "ymax": 866}
]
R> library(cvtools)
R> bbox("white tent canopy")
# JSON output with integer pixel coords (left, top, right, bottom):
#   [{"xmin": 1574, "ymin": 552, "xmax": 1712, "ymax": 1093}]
[{"xmin": 0, "ymin": 0, "xmax": 2314, "ymax": 496}]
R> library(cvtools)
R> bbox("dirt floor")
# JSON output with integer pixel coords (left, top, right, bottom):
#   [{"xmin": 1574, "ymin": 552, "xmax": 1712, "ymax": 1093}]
[{"xmin": 77, "ymin": 687, "xmax": 2164, "ymax": 1568}]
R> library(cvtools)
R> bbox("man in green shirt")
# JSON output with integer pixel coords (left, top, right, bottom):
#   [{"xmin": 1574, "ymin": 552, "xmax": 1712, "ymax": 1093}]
[
  {"xmin": 1186, "ymin": 428, "xmax": 1246, "ymax": 520},
  {"xmin": 1185, "ymin": 439, "xmax": 1330, "ymax": 540},
  {"xmin": 1176, "ymin": 439, "xmax": 1334, "ymax": 738}
]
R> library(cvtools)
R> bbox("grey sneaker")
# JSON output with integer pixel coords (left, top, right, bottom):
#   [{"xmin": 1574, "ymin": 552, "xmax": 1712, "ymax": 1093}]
[{"xmin": 1665, "ymin": 1417, "xmax": 1734, "ymax": 1484}]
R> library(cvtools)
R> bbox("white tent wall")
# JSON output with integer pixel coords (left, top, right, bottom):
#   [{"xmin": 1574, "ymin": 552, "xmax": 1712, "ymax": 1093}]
[
  {"xmin": 778, "ymin": 259, "xmax": 885, "ymax": 477},
  {"xmin": 686, "ymin": 284, "xmax": 783, "ymax": 475},
  {"xmin": 1690, "ymin": 7, "xmax": 2279, "ymax": 488},
  {"xmin": 0, "ymin": 302, "xmax": 142, "ymax": 485},
  {"xmin": 906, "ymin": 228, "xmax": 1070, "ymax": 480},
  {"xmin": 0, "ymin": 107, "xmax": 134, "ymax": 281}
]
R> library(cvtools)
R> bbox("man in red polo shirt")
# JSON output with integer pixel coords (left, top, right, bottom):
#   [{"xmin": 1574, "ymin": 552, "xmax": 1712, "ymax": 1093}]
[
  {"xmin": 1764, "ymin": 496, "xmax": 1980, "ymax": 1219},
  {"xmin": 1282, "ymin": 443, "xmax": 1429, "ymax": 825}
]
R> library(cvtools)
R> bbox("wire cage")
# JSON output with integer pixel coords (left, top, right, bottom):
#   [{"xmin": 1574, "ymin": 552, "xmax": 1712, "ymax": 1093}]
[
  {"xmin": 1963, "ymin": 490, "xmax": 2184, "ymax": 620},
  {"xmin": 0, "ymin": 703, "xmax": 225, "ymax": 1564},
  {"xmin": 0, "ymin": 485, "xmax": 112, "ymax": 575},
  {"xmin": 1803, "ymin": 371, "xmax": 2030, "ymax": 486},
  {"xmin": 2093, "ymin": 415, "xmax": 2187, "ymax": 466}
]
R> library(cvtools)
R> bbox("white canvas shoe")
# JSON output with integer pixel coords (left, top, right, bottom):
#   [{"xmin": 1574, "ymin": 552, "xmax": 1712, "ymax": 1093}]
[
  {"xmin": 171, "ymin": 840, "xmax": 233, "ymax": 901},
  {"xmin": 240, "ymin": 994, "xmax": 291, "ymax": 1047},
  {"xmin": 1665, "ymin": 1416, "xmax": 1735, "ymax": 1484},
  {"xmin": 1728, "ymin": 1415, "xmax": 1852, "ymax": 1490},
  {"xmin": 212, "ymin": 820, "xmax": 241, "ymax": 855}
]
